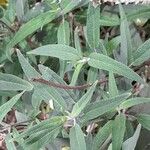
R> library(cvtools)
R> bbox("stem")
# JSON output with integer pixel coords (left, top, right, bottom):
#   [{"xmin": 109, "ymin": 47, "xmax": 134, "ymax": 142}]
[{"xmin": 32, "ymin": 77, "xmax": 108, "ymax": 90}]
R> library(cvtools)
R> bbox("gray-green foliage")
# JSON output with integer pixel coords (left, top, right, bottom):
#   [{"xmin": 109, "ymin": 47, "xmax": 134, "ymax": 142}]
[{"xmin": 1, "ymin": 1, "xmax": 150, "ymax": 150}]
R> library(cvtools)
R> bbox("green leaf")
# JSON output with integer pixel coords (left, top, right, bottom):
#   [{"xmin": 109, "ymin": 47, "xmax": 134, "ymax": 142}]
[
  {"xmin": 4, "ymin": 0, "xmax": 16, "ymax": 22},
  {"xmin": 82, "ymin": 93, "xmax": 130, "ymax": 123},
  {"xmin": 24, "ymin": 126, "xmax": 61, "ymax": 149},
  {"xmin": 0, "ymin": 91, "xmax": 24, "ymax": 122},
  {"xmin": 100, "ymin": 15, "xmax": 120, "ymax": 26},
  {"xmin": 92, "ymin": 121, "xmax": 113, "ymax": 150},
  {"xmin": 74, "ymin": 27, "xmax": 82, "ymax": 56},
  {"xmin": 0, "ymin": 73, "xmax": 33, "ymax": 91},
  {"xmin": 57, "ymin": 20, "xmax": 70, "ymax": 45},
  {"xmin": 132, "ymin": 38, "xmax": 150, "ymax": 66},
  {"xmin": 88, "ymin": 52, "xmax": 144, "ymax": 84},
  {"xmin": 71, "ymin": 81, "xmax": 98, "ymax": 117},
  {"xmin": 87, "ymin": 67, "xmax": 98, "ymax": 83},
  {"xmin": 17, "ymin": 50, "xmax": 67, "ymax": 110},
  {"xmin": 69, "ymin": 124, "xmax": 86, "ymax": 150},
  {"xmin": 6, "ymin": 0, "xmax": 83, "ymax": 60},
  {"xmin": 119, "ymin": 97, "xmax": 150, "ymax": 109},
  {"xmin": 106, "ymin": 36, "xmax": 121, "ymax": 56},
  {"xmin": 31, "ymin": 89, "xmax": 43, "ymax": 109},
  {"xmin": 33, "ymin": 84, "xmax": 67, "ymax": 111},
  {"xmin": 5, "ymin": 133, "xmax": 17, "ymax": 150},
  {"xmin": 57, "ymin": 19, "xmax": 70, "ymax": 77},
  {"xmin": 38, "ymin": 64, "xmax": 76, "ymax": 104},
  {"xmin": 122, "ymin": 124, "xmax": 141, "ymax": 150},
  {"xmin": 137, "ymin": 114, "xmax": 150, "ymax": 130},
  {"xmin": 27, "ymin": 44, "xmax": 82, "ymax": 61},
  {"xmin": 86, "ymin": 2, "xmax": 100, "ymax": 51},
  {"xmin": 127, "ymin": 7, "xmax": 150, "ymax": 21},
  {"xmin": 17, "ymin": 50, "xmax": 41, "ymax": 80},
  {"xmin": 70, "ymin": 62, "xmax": 84, "ymax": 86},
  {"xmin": 112, "ymin": 113, "xmax": 126, "ymax": 150},
  {"xmin": 109, "ymin": 72, "xmax": 118, "ymax": 97},
  {"xmin": 60, "ymin": 0, "xmax": 82, "ymax": 14},
  {"xmin": 15, "ymin": 116, "xmax": 66, "ymax": 140},
  {"xmin": 119, "ymin": 4, "xmax": 133, "ymax": 65},
  {"xmin": 6, "ymin": 9, "xmax": 60, "ymax": 60}
]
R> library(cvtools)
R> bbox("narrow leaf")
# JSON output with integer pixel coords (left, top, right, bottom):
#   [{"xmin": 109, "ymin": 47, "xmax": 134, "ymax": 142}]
[
  {"xmin": 70, "ymin": 62, "xmax": 84, "ymax": 86},
  {"xmin": 57, "ymin": 19, "xmax": 70, "ymax": 77},
  {"xmin": 74, "ymin": 27, "xmax": 82, "ymax": 56},
  {"xmin": 38, "ymin": 64, "xmax": 76, "ymax": 104},
  {"xmin": 15, "ymin": 116, "xmax": 66, "ymax": 140},
  {"xmin": 122, "ymin": 124, "xmax": 141, "ymax": 150},
  {"xmin": 0, "ymin": 73, "xmax": 33, "ymax": 91},
  {"xmin": 57, "ymin": 20, "xmax": 70, "ymax": 45},
  {"xmin": 6, "ymin": 0, "xmax": 82, "ymax": 60},
  {"xmin": 92, "ymin": 121, "xmax": 113, "ymax": 150},
  {"xmin": 70, "ymin": 124, "xmax": 86, "ymax": 150},
  {"xmin": 119, "ymin": 97, "xmax": 150, "ymax": 109},
  {"xmin": 119, "ymin": 3, "xmax": 133, "ymax": 65},
  {"xmin": 87, "ymin": 67, "xmax": 98, "ymax": 83},
  {"xmin": 6, "ymin": 9, "xmax": 60, "ymax": 60},
  {"xmin": 27, "ymin": 44, "xmax": 82, "ymax": 61},
  {"xmin": 137, "ymin": 114, "xmax": 150, "ymax": 130},
  {"xmin": 88, "ymin": 52, "xmax": 144, "ymax": 84},
  {"xmin": 71, "ymin": 81, "xmax": 98, "ymax": 117},
  {"xmin": 132, "ymin": 38, "xmax": 150, "ymax": 66},
  {"xmin": 0, "ymin": 91, "xmax": 24, "ymax": 122},
  {"xmin": 17, "ymin": 50, "xmax": 41, "ymax": 80},
  {"xmin": 25, "ymin": 126, "xmax": 61, "ymax": 149},
  {"xmin": 86, "ymin": 2, "xmax": 100, "ymax": 51},
  {"xmin": 109, "ymin": 72, "xmax": 118, "ymax": 97},
  {"xmin": 33, "ymin": 84, "xmax": 67, "ymax": 111},
  {"xmin": 112, "ymin": 113, "xmax": 126, "ymax": 150},
  {"xmin": 82, "ymin": 93, "xmax": 130, "ymax": 123}
]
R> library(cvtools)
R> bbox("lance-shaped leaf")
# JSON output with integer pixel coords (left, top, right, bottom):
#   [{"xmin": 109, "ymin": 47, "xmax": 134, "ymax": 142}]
[
  {"xmin": 112, "ymin": 113, "xmax": 126, "ymax": 150},
  {"xmin": 88, "ymin": 52, "xmax": 144, "ymax": 84},
  {"xmin": 38, "ymin": 64, "xmax": 76, "ymax": 103},
  {"xmin": 132, "ymin": 38, "xmax": 150, "ymax": 66},
  {"xmin": 57, "ymin": 20, "xmax": 70, "ymax": 77},
  {"xmin": 15, "ymin": 116, "xmax": 66, "ymax": 139},
  {"xmin": 71, "ymin": 81, "xmax": 98, "ymax": 117},
  {"xmin": 69, "ymin": 124, "xmax": 86, "ymax": 150},
  {"xmin": 15, "ymin": 116, "xmax": 65, "ymax": 148},
  {"xmin": 6, "ymin": 9, "xmax": 60, "ymax": 60},
  {"xmin": 57, "ymin": 20, "xmax": 70, "ymax": 45},
  {"xmin": 27, "ymin": 44, "xmax": 82, "ymax": 61},
  {"xmin": 0, "ymin": 91, "xmax": 24, "ymax": 122},
  {"xmin": 17, "ymin": 50, "xmax": 67, "ymax": 110},
  {"xmin": 33, "ymin": 83, "xmax": 67, "ymax": 110},
  {"xmin": 119, "ymin": 97, "xmax": 150, "ymax": 109},
  {"xmin": 17, "ymin": 50, "xmax": 41, "ymax": 80},
  {"xmin": 24, "ymin": 126, "xmax": 61, "ymax": 149},
  {"xmin": 109, "ymin": 72, "xmax": 118, "ymax": 97},
  {"xmin": 119, "ymin": 3, "xmax": 133, "ymax": 65},
  {"xmin": 74, "ymin": 27, "xmax": 82, "ymax": 56},
  {"xmin": 82, "ymin": 93, "xmax": 130, "ymax": 123},
  {"xmin": 92, "ymin": 121, "xmax": 113, "ymax": 150},
  {"xmin": 137, "ymin": 114, "xmax": 150, "ymax": 130},
  {"xmin": 0, "ymin": 73, "xmax": 33, "ymax": 91},
  {"xmin": 6, "ymin": 0, "xmax": 83, "ymax": 60},
  {"xmin": 122, "ymin": 124, "xmax": 141, "ymax": 150},
  {"xmin": 86, "ymin": 2, "xmax": 100, "ymax": 51}
]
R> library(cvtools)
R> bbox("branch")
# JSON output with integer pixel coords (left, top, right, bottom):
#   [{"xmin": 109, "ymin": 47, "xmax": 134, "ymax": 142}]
[{"xmin": 32, "ymin": 78, "xmax": 108, "ymax": 90}]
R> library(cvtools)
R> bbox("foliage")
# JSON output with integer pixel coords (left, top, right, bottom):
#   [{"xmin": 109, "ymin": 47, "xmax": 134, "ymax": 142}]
[{"xmin": 0, "ymin": 0, "xmax": 150, "ymax": 150}]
